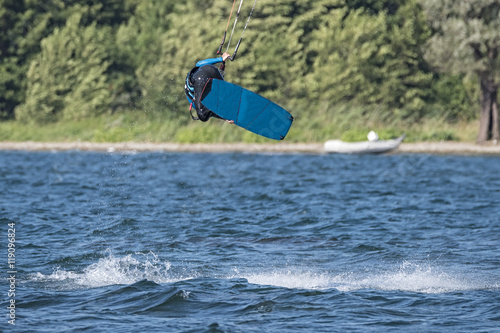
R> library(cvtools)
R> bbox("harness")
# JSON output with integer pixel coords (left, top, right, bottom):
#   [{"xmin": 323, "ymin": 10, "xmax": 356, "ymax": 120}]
[
  {"xmin": 185, "ymin": 68, "xmax": 197, "ymax": 102},
  {"xmin": 184, "ymin": 68, "xmax": 198, "ymax": 120}
]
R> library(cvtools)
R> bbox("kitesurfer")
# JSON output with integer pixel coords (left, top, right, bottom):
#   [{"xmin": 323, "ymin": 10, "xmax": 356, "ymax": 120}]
[{"xmin": 185, "ymin": 52, "xmax": 234, "ymax": 123}]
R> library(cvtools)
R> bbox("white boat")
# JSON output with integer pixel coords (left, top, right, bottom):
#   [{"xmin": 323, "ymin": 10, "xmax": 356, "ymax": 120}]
[{"xmin": 324, "ymin": 132, "xmax": 405, "ymax": 154}]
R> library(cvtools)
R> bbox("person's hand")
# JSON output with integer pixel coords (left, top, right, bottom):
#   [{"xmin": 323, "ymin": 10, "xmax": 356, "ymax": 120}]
[
  {"xmin": 226, "ymin": 120, "xmax": 234, "ymax": 124},
  {"xmin": 222, "ymin": 52, "xmax": 231, "ymax": 62}
]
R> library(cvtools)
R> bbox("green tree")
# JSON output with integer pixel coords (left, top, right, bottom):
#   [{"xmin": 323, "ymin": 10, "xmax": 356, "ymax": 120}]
[
  {"xmin": 419, "ymin": 0, "xmax": 500, "ymax": 143},
  {"xmin": 0, "ymin": 0, "xmax": 71, "ymax": 119},
  {"xmin": 71, "ymin": 0, "xmax": 139, "ymax": 27},
  {"xmin": 0, "ymin": 0, "xmax": 139, "ymax": 120},
  {"xmin": 15, "ymin": 9, "xmax": 112, "ymax": 122},
  {"xmin": 0, "ymin": 0, "xmax": 23, "ymax": 119},
  {"xmin": 305, "ymin": 0, "xmax": 432, "ymax": 118},
  {"xmin": 346, "ymin": 0, "xmax": 400, "ymax": 15}
]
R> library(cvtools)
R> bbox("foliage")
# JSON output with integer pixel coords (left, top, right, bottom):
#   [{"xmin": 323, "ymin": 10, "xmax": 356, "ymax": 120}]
[
  {"xmin": 15, "ymin": 8, "xmax": 113, "ymax": 122},
  {"xmin": 305, "ymin": 0, "xmax": 433, "ymax": 120},
  {"xmin": 418, "ymin": 0, "xmax": 499, "ymax": 141},
  {"xmin": 430, "ymin": 74, "xmax": 478, "ymax": 121},
  {"xmin": 419, "ymin": 0, "xmax": 500, "ymax": 79},
  {"xmin": 0, "ymin": 0, "xmax": 68, "ymax": 119},
  {"xmin": 0, "ymin": 0, "xmax": 490, "ymax": 141}
]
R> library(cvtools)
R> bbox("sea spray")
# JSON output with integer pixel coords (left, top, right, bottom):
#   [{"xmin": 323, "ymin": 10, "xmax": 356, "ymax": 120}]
[
  {"xmin": 31, "ymin": 251, "xmax": 190, "ymax": 289},
  {"xmin": 235, "ymin": 260, "xmax": 491, "ymax": 294}
]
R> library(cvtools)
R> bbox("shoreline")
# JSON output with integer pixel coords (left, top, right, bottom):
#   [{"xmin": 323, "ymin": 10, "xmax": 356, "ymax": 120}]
[{"xmin": 1, "ymin": 141, "xmax": 500, "ymax": 155}]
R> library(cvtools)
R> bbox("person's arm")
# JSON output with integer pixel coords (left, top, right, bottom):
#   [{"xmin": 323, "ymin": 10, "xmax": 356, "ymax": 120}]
[
  {"xmin": 195, "ymin": 53, "xmax": 231, "ymax": 67},
  {"xmin": 195, "ymin": 57, "xmax": 223, "ymax": 67}
]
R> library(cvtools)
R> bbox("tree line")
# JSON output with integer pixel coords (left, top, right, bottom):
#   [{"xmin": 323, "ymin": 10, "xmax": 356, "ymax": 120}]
[{"xmin": 1, "ymin": 0, "xmax": 498, "ymax": 142}]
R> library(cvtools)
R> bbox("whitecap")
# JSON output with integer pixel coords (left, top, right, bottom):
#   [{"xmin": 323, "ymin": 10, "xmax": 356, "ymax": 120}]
[
  {"xmin": 30, "ymin": 251, "xmax": 191, "ymax": 289},
  {"xmin": 235, "ymin": 261, "xmax": 497, "ymax": 294}
]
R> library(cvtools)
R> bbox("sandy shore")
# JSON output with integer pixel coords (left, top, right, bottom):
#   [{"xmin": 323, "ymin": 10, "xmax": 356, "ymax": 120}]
[{"xmin": 1, "ymin": 141, "xmax": 500, "ymax": 155}]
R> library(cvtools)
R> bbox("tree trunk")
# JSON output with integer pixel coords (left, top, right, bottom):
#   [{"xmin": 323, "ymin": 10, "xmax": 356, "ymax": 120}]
[
  {"xmin": 492, "ymin": 88, "xmax": 499, "ymax": 141},
  {"xmin": 477, "ymin": 77, "xmax": 499, "ymax": 144}
]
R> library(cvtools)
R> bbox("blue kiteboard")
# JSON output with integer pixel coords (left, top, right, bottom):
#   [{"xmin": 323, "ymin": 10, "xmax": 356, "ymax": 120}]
[{"xmin": 201, "ymin": 79, "xmax": 293, "ymax": 140}]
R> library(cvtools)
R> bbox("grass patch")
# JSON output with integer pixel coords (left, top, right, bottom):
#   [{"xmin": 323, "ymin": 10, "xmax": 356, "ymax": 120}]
[{"xmin": 0, "ymin": 106, "xmax": 479, "ymax": 143}]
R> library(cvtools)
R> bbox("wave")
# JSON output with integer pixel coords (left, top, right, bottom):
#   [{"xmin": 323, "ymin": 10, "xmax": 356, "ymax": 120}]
[{"xmin": 31, "ymin": 253, "xmax": 498, "ymax": 295}]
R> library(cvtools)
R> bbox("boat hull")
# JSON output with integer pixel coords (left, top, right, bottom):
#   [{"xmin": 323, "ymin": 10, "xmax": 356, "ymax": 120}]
[{"xmin": 324, "ymin": 135, "xmax": 406, "ymax": 154}]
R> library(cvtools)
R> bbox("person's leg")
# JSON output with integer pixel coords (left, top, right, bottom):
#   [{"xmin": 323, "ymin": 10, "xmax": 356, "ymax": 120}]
[{"xmin": 192, "ymin": 66, "xmax": 224, "ymax": 121}]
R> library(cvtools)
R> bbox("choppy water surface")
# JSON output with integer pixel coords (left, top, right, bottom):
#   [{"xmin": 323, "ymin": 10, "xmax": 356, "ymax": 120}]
[{"xmin": 1, "ymin": 151, "xmax": 499, "ymax": 332}]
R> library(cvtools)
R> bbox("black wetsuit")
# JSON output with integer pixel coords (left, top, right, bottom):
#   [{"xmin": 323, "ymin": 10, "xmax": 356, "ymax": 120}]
[{"xmin": 185, "ymin": 57, "xmax": 225, "ymax": 122}]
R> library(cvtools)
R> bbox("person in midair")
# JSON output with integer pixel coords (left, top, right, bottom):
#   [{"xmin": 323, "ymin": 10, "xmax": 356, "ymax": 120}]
[{"xmin": 184, "ymin": 52, "xmax": 234, "ymax": 123}]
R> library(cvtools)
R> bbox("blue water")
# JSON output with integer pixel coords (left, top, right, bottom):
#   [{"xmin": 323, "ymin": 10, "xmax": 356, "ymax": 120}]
[{"xmin": 1, "ymin": 151, "xmax": 499, "ymax": 332}]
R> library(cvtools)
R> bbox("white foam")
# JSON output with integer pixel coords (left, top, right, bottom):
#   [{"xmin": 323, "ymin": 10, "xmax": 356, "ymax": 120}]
[
  {"xmin": 32, "ymin": 251, "xmax": 191, "ymax": 289},
  {"xmin": 242, "ymin": 270, "xmax": 332, "ymax": 290},
  {"xmin": 32, "ymin": 256, "xmax": 497, "ymax": 294},
  {"xmin": 335, "ymin": 261, "xmax": 478, "ymax": 293},
  {"xmin": 238, "ymin": 261, "xmax": 495, "ymax": 294}
]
